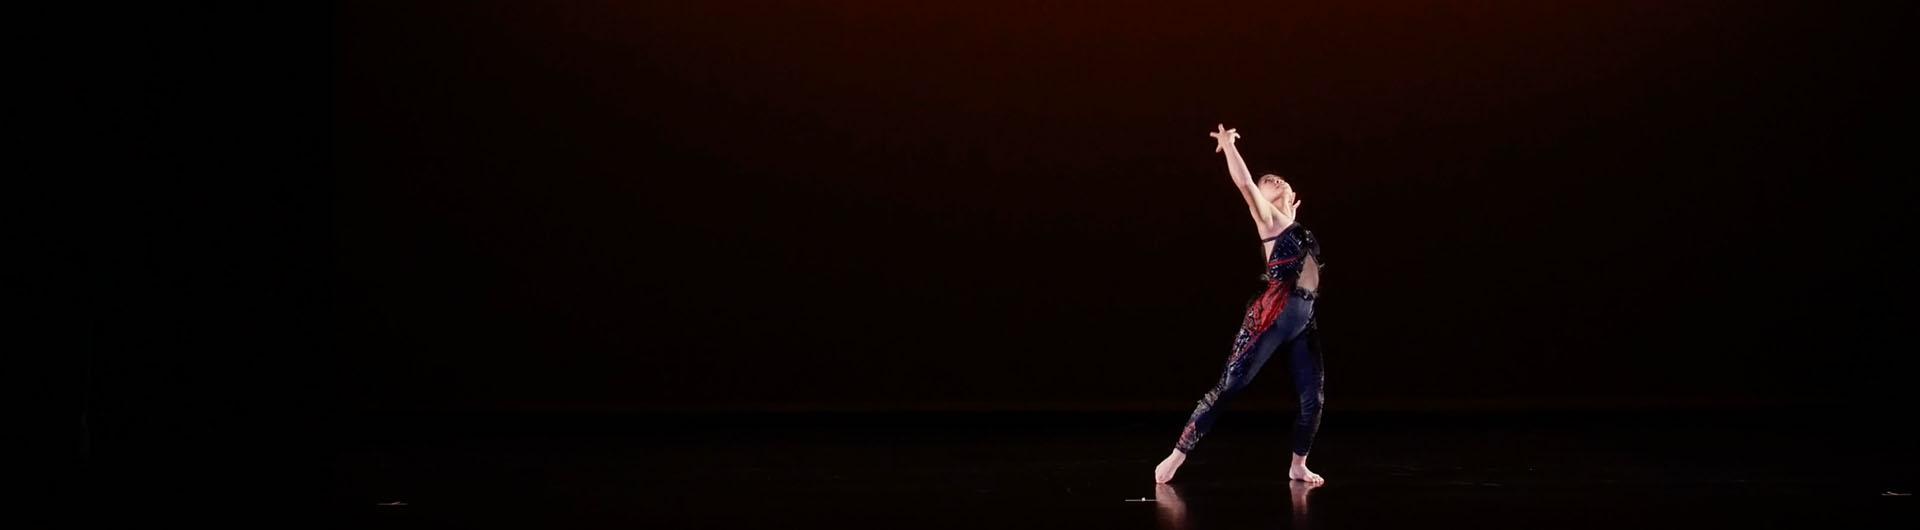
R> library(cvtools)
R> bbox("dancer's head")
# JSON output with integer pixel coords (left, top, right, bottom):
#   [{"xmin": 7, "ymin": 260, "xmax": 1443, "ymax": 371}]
[{"xmin": 1257, "ymin": 174, "xmax": 1294, "ymax": 207}]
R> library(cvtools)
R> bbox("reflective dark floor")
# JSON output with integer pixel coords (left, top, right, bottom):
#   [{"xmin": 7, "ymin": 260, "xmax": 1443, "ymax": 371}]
[{"xmin": 337, "ymin": 411, "xmax": 1916, "ymax": 529}]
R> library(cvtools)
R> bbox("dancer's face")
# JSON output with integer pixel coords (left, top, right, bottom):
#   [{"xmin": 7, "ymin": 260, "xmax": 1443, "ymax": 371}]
[{"xmin": 1258, "ymin": 175, "xmax": 1293, "ymax": 206}]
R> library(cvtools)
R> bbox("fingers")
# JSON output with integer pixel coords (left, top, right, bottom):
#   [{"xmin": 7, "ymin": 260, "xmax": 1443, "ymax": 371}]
[{"xmin": 1210, "ymin": 124, "xmax": 1239, "ymax": 151}]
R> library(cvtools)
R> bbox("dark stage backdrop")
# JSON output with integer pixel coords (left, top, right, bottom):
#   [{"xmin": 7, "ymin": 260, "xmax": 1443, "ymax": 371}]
[{"xmin": 334, "ymin": 1, "xmax": 1911, "ymax": 414}]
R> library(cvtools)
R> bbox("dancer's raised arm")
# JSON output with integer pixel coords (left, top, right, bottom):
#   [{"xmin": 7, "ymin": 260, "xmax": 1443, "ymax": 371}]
[{"xmin": 1210, "ymin": 125, "xmax": 1291, "ymax": 232}]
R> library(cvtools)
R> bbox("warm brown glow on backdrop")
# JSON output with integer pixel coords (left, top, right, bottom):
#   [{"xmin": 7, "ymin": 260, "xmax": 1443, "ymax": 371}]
[{"xmin": 332, "ymin": 0, "xmax": 1909, "ymax": 414}]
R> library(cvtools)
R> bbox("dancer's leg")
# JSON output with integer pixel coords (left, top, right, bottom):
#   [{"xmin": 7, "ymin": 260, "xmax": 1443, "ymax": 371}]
[
  {"xmin": 1175, "ymin": 323, "xmax": 1288, "ymax": 452},
  {"xmin": 1154, "ymin": 324, "xmax": 1289, "ymax": 483},
  {"xmin": 1286, "ymin": 318, "xmax": 1326, "ymax": 483},
  {"xmin": 1156, "ymin": 295, "xmax": 1314, "ymax": 483}
]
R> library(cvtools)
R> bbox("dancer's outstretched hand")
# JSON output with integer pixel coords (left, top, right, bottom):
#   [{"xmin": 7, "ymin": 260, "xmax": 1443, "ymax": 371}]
[{"xmin": 1209, "ymin": 124, "xmax": 1239, "ymax": 153}]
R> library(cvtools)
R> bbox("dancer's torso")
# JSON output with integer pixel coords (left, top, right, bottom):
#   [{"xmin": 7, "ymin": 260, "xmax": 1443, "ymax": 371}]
[
  {"xmin": 1260, "ymin": 224, "xmax": 1323, "ymax": 292},
  {"xmin": 1298, "ymin": 255, "xmax": 1321, "ymax": 292}
]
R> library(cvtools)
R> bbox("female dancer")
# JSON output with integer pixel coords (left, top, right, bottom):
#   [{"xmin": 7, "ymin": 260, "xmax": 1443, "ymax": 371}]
[{"xmin": 1153, "ymin": 125, "xmax": 1326, "ymax": 484}]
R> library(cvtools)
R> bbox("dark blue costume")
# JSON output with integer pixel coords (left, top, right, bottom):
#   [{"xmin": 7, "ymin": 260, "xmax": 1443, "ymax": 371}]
[{"xmin": 1175, "ymin": 223, "xmax": 1326, "ymax": 455}]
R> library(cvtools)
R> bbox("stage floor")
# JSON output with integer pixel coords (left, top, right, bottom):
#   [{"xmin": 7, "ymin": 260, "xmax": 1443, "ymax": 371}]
[{"xmin": 336, "ymin": 411, "xmax": 1915, "ymax": 528}]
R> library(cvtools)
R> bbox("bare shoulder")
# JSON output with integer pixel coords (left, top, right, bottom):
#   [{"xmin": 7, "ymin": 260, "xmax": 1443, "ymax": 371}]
[{"xmin": 1249, "ymin": 210, "xmax": 1285, "ymax": 238}]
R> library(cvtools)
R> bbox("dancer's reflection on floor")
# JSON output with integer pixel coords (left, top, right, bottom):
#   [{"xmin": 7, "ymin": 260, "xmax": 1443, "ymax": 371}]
[
  {"xmin": 1152, "ymin": 483, "xmax": 1189, "ymax": 530},
  {"xmin": 1290, "ymin": 479, "xmax": 1324, "ymax": 527},
  {"xmin": 1154, "ymin": 480, "xmax": 1325, "ymax": 529}
]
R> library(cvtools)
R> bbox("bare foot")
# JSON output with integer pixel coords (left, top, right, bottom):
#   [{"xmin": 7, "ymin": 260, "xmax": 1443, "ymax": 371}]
[
  {"xmin": 1154, "ymin": 450, "xmax": 1187, "ymax": 483},
  {"xmin": 1288, "ymin": 453, "xmax": 1325, "ymax": 484}
]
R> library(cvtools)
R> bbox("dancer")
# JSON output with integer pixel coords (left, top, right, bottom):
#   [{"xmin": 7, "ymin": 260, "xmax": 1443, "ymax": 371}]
[{"xmin": 1153, "ymin": 125, "xmax": 1326, "ymax": 484}]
